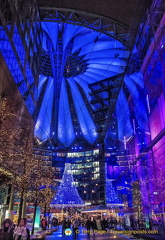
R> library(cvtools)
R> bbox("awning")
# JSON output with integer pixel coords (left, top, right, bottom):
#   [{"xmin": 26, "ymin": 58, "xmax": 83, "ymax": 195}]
[{"xmin": 81, "ymin": 204, "xmax": 108, "ymax": 213}]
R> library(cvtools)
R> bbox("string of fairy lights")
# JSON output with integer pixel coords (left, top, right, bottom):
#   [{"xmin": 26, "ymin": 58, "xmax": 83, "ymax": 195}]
[{"xmin": 0, "ymin": 96, "xmax": 56, "ymax": 214}]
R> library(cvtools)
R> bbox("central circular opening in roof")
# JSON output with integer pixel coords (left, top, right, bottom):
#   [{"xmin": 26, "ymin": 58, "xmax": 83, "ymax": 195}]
[
  {"xmin": 64, "ymin": 55, "xmax": 87, "ymax": 78},
  {"xmin": 40, "ymin": 50, "xmax": 87, "ymax": 78}
]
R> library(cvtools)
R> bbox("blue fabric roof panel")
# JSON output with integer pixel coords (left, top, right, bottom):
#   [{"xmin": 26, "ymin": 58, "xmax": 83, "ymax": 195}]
[
  {"xmin": 68, "ymin": 78, "xmax": 98, "ymax": 144},
  {"xmin": 78, "ymin": 40, "xmax": 125, "ymax": 56},
  {"xmin": 129, "ymin": 72, "xmax": 144, "ymax": 89},
  {"xmin": 83, "ymin": 49, "xmax": 130, "ymax": 60},
  {"xmin": 124, "ymin": 73, "xmax": 147, "ymax": 131},
  {"xmin": 41, "ymin": 22, "xmax": 58, "ymax": 50},
  {"xmin": 116, "ymin": 89, "xmax": 133, "ymax": 140},
  {"xmin": 34, "ymin": 77, "xmax": 54, "ymax": 142},
  {"xmin": 83, "ymin": 71, "xmax": 106, "ymax": 81},
  {"xmin": 63, "ymin": 24, "xmax": 84, "ymax": 51},
  {"xmin": 124, "ymin": 75, "xmax": 139, "ymax": 99},
  {"xmin": 72, "ymin": 31, "xmax": 100, "ymax": 54},
  {"xmin": 86, "ymin": 68, "xmax": 118, "ymax": 78},
  {"xmin": 76, "ymin": 74, "xmax": 97, "ymax": 84},
  {"xmin": 73, "ymin": 76, "xmax": 91, "ymax": 101},
  {"xmin": 88, "ymin": 64, "xmax": 125, "ymax": 74},
  {"xmin": 38, "ymin": 75, "xmax": 48, "ymax": 98},
  {"xmin": 58, "ymin": 77, "xmax": 75, "ymax": 147},
  {"xmin": 87, "ymin": 58, "xmax": 127, "ymax": 66}
]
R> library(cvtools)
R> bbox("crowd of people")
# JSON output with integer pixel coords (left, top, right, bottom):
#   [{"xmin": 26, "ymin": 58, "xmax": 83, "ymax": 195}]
[
  {"xmin": 40, "ymin": 216, "xmax": 59, "ymax": 230},
  {"xmin": 61, "ymin": 217, "xmax": 80, "ymax": 238},
  {"xmin": 60, "ymin": 216, "xmax": 119, "ymax": 238},
  {"xmin": 0, "ymin": 215, "xmax": 120, "ymax": 239},
  {"xmin": 0, "ymin": 218, "xmax": 30, "ymax": 240},
  {"xmin": 84, "ymin": 216, "xmax": 118, "ymax": 232}
]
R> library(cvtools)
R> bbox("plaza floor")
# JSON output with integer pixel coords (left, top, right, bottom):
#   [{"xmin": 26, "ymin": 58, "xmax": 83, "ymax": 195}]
[{"xmin": 45, "ymin": 227, "xmax": 133, "ymax": 240}]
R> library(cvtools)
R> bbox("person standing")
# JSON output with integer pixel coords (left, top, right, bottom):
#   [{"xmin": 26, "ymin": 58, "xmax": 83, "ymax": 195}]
[
  {"xmin": 91, "ymin": 217, "xmax": 97, "ymax": 235},
  {"xmin": 62, "ymin": 218, "xmax": 67, "ymax": 236},
  {"xmin": 72, "ymin": 218, "xmax": 79, "ymax": 239},
  {"xmin": 41, "ymin": 218, "xmax": 47, "ymax": 231},
  {"xmin": 96, "ymin": 217, "xmax": 102, "ymax": 230},
  {"xmin": 65, "ymin": 218, "xmax": 71, "ymax": 229},
  {"xmin": 0, "ymin": 218, "xmax": 14, "ymax": 240},
  {"xmin": 102, "ymin": 217, "xmax": 108, "ymax": 230},
  {"xmin": 14, "ymin": 218, "xmax": 30, "ymax": 240},
  {"xmin": 85, "ymin": 218, "xmax": 92, "ymax": 235}
]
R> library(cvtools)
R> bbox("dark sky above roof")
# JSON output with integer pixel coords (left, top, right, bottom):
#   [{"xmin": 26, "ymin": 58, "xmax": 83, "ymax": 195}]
[{"xmin": 38, "ymin": 0, "xmax": 148, "ymax": 28}]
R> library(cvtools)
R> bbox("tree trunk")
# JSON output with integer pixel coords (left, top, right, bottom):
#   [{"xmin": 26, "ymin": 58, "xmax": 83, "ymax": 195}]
[
  {"xmin": 18, "ymin": 190, "xmax": 24, "ymax": 225},
  {"xmin": 44, "ymin": 203, "xmax": 46, "ymax": 217},
  {"xmin": 8, "ymin": 187, "xmax": 14, "ymax": 211},
  {"xmin": 22, "ymin": 194, "xmax": 27, "ymax": 218},
  {"xmin": 31, "ymin": 199, "xmax": 37, "ymax": 234}
]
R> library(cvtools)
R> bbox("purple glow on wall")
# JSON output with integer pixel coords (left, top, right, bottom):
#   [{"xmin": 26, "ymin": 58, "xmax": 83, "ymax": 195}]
[
  {"xmin": 158, "ymin": 94, "xmax": 165, "ymax": 128},
  {"xmin": 150, "ymin": 106, "xmax": 162, "ymax": 140},
  {"xmin": 149, "ymin": 94, "xmax": 165, "ymax": 141},
  {"xmin": 107, "ymin": 165, "xmax": 120, "ymax": 180},
  {"xmin": 137, "ymin": 159, "xmax": 149, "ymax": 207},
  {"xmin": 134, "ymin": 135, "xmax": 140, "ymax": 157},
  {"xmin": 136, "ymin": 14, "xmax": 165, "ymax": 214},
  {"xmin": 152, "ymin": 137, "xmax": 165, "ymax": 203}
]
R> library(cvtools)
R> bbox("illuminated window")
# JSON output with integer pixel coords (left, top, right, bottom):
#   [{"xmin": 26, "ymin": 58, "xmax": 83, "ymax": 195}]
[{"xmin": 93, "ymin": 149, "xmax": 99, "ymax": 155}]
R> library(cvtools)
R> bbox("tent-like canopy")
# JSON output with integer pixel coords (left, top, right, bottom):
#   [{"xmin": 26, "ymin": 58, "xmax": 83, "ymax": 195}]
[
  {"xmin": 81, "ymin": 204, "xmax": 108, "ymax": 213},
  {"xmin": 0, "ymin": 2, "xmax": 148, "ymax": 150}
]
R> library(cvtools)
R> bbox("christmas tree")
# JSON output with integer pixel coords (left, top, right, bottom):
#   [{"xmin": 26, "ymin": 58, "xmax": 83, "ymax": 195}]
[
  {"xmin": 105, "ymin": 164, "xmax": 123, "ymax": 207},
  {"xmin": 106, "ymin": 179, "xmax": 123, "ymax": 206},
  {"xmin": 52, "ymin": 163, "xmax": 84, "ymax": 207}
]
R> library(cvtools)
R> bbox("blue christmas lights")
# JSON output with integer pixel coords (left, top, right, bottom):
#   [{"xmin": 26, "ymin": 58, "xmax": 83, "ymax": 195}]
[
  {"xmin": 105, "ymin": 163, "xmax": 123, "ymax": 206},
  {"xmin": 52, "ymin": 163, "xmax": 84, "ymax": 207},
  {"xmin": 106, "ymin": 178, "xmax": 123, "ymax": 206}
]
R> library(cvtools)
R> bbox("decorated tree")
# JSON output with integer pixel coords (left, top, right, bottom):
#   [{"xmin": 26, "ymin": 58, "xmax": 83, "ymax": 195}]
[
  {"xmin": 106, "ymin": 178, "xmax": 123, "ymax": 206},
  {"xmin": 27, "ymin": 154, "xmax": 55, "ymax": 234},
  {"xmin": 52, "ymin": 163, "xmax": 84, "ymax": 207}
]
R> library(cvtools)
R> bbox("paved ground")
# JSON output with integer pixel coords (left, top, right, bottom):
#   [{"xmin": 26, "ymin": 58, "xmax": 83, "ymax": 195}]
[
  {"xmin": 32, "ymin": 225, "xmax": 165, "ymax": 240},
  {"xmin": 45, "ymin": 227, "xmax": 133, "ymax": 240}
]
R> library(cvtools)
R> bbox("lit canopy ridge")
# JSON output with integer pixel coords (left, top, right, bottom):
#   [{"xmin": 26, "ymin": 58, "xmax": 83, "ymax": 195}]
[
  {"xmin": 34, "ymin": 22, "xmax": 130, "ymax": 148},
  {"xmin": 116, "ymin": 72, "xmax": 148, "ymax": 142}
]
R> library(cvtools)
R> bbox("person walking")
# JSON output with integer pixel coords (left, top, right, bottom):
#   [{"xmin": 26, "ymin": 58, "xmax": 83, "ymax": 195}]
[{"xmin": 14, "ymin": 218, "xmax": 30, "ymax": 240}]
